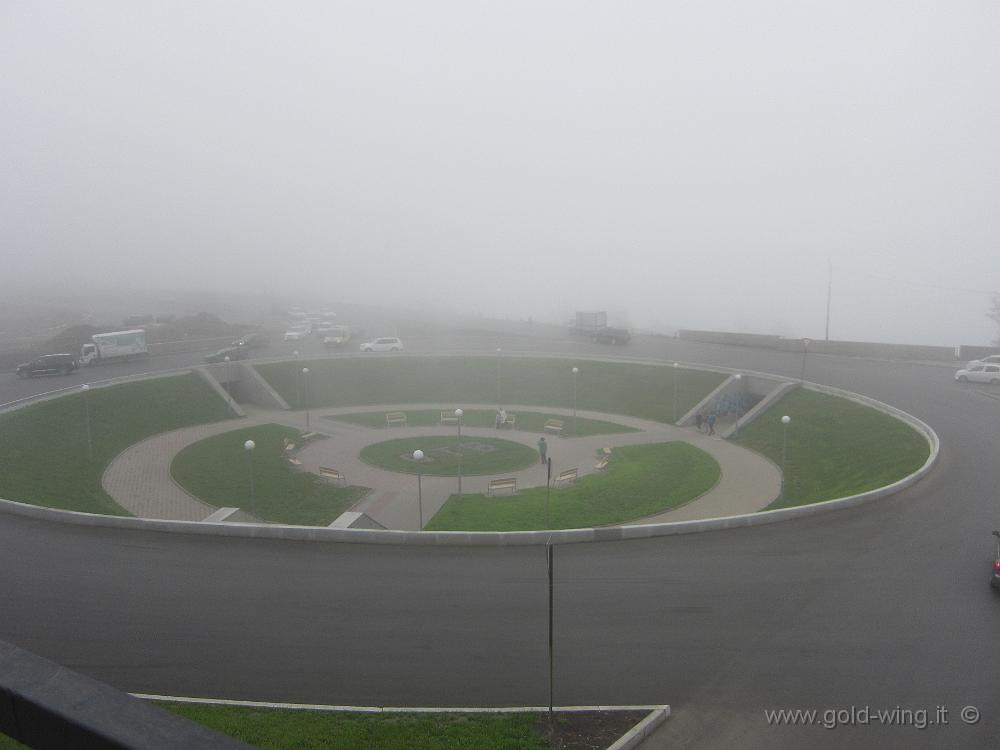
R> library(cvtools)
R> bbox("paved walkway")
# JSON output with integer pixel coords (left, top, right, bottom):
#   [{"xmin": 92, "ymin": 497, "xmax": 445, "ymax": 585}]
[{"xmin": 102, "ymin": 402, "xmax": 781, "ymax": 529}]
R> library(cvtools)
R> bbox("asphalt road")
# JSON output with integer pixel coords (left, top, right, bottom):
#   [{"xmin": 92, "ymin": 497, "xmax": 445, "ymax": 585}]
[{"xmin": 1, "ymin": 328, "xmax": 998, "ymax": 749}]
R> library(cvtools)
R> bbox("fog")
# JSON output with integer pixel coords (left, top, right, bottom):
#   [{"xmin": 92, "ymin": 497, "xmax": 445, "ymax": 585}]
[{"xmin": 2, "ymin": 1, "xmax": 998, "ymax": 346}]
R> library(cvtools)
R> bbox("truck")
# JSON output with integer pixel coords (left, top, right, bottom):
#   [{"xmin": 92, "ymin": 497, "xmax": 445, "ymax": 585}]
[
  {"xmin": 79, "ymin": 329, "xmax": 148, "ymax": 365},
  {"xmin": 569, "ymin": 311, "xmax": 607, "ymax": 336}
]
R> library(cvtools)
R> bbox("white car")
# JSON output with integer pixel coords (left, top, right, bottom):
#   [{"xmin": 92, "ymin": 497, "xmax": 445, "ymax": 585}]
[
  {"xmin": 360, "ymin": 337, "xmax": 403, "ymax": 352},
  {"xmin": 955, "ymin": 364, "xmax": 1000, "ymax": 384},
  {"xmin": 283, "ymin": 326, "xmax": 311, "ymax": 341},
  {"xmin": 965, "ymin": 354, "xmax": 1000, "ymax": 368}
]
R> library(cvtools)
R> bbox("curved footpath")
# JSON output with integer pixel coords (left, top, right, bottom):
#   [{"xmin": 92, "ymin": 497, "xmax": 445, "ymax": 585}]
[{"xmin": 101, "ymin": 402, "xmax": 781, "ymax": 529}]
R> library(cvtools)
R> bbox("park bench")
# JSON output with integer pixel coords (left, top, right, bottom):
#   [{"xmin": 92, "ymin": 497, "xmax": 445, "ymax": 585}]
[
  {"xmin": 318, "ymin": 466, "xmax": 347, "ymax": 486},
  {"xmin": 543, "ymin": 419, "xmax": 564, "ymax": 435},
  {"xmin": 593, "ymin": 457, "xmax": 609, "ymax": 472},
  {"xmin": 502, "ymin": 413, "xmax": 516, "ymax": 429},
  {"xmin": 554, "ymin": 468, "xmax": 578, "ymax": 487},
  {"xmin": 385, "ymin": 412, "xmax": 407, "ymax": 428},
  {"xmin": 287, "ymin": 457, "xmax": 303, "ymax": 469},
  {"xmin": 440, "ymin": 411, "xmax": 459, "ymax": 425},
  {"xmin": 488, "ymin": 478, "xmax": 517, "ymax": 496}
]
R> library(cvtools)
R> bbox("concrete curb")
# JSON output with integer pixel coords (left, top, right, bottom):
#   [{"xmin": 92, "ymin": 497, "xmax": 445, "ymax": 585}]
[{"xmin": 0, "ymin": 356, "xmax": 939, "ymax": 546}]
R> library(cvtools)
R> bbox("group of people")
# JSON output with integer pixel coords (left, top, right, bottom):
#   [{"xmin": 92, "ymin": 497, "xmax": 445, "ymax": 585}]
[
  {"xmin": 494, "ymin": 407, "xmax": 508, "ymax": 428},
  {"xmin": 694, "ymin": 411, "xmax": 718, "ymax": 435}
]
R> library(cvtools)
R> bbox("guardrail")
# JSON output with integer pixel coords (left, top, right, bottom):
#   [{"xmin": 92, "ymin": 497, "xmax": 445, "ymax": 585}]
[{"xmin": 0, "ymin": 639, "xmax": 251, "ymax": 749}]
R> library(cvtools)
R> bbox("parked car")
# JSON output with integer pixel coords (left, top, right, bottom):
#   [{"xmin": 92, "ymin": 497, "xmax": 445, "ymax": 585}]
[
  {"xmin": 232, "ymin": 333, "xmax": 270, "ymax": 349},
  {"xmin": 966, "ymin": 354, "xmax": 1000, "ymax": 368},
  {"xmin": 955, "ymin": 364, "xmax": 1000, "ymax": 384},
  {"xmin": 204, "ymin": 347, "xmax": 249, "ymax": 364},
  {"xmin": 283, "ymin": 326, "xmax": 311, "ymax": 341},
  {"xmin": 16, "ymin": 353, "xmax": 79, "ymax": 378},
  {"xmin": 592, "ymin": 326, "xmax": 632, "ymax": 345},
  {"xmin": 323, "ymin": 326, "xmax": 352, "ymax": 348},
  {"xmin": 360, "ymin": 337, "xmax": 404, "ymax": 352}
]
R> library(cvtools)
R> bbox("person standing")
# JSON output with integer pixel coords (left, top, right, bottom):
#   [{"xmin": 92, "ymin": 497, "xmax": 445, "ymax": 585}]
[
  {"xmin": 499, "ymin": 407, "xmax": 507, "ymax": 428},
  {"xmin": 537, "ymin": 436, "xmax": 548, "ymax": 464},
  {"xmin": 707, "ymin": 413, "xmax": 717, "ymax": 436},
  {"xmin": 695, "ymin": 413, "xmax": 703, "ymax": 432}
]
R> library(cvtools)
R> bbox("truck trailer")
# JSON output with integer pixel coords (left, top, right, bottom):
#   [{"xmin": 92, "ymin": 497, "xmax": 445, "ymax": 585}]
[
  {"xmin": 80, "ymin": 329, "xmax": 149, "ymax": 365},
  {"xmin": 569, "ymin": 311, "xmax": 607, "ymax": 335}
]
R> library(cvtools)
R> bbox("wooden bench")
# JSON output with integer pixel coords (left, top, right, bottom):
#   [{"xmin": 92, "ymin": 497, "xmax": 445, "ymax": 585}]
[
  {"xmin": 502, "ymin": 413, "xmax": 516, "ymax": 429},
  {"xmin": 488, "ymin": 478, "xmax": 517, "ymax": 496},
  {"xmin": 554, "ymin": 468, "xmax": 578, "ymax": 487},
  {"xmin": 318, "ymin": 466, "xmax": 346, "ymax": 486},
  {"xmin": 287, "ymin": 457, "xmax": 303, "ymax": 469},
  {"xmin": 385, "ymin": 412, "xmax": 407, "ymax": 428},
  {"xmin": 543, "ymin": 418, "xmax": 564, "ymax": 435},
  {"xmin": 440, "ymin": 411, "xmax": 459, "ymax": 425},
  {"xmin": 593, "ymin": 457, "xmax": 609, "ymax": 472}
]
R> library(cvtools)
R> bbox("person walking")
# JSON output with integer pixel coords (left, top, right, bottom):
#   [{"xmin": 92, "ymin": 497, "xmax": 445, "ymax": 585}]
[
  {"xmin": 537, "ymin": 436, "xmax": 548, "ymax": 464},
  {"xmin": 707, "ymin": 412, "xmax": 717, "ymax": 436},
  {"xmin": 694, "ymin": 413, "xmax": 703, "ymax": 432}
]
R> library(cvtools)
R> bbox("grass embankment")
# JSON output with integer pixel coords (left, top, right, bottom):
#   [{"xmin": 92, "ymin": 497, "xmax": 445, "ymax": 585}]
[
  {"xmin": 158, "ymin": 703, "xmax": 552, "ymax": 750},
  {"xmin": 256, "ymin": 357, "xmax": 724, "ymax": 424},
  {"xmin": 172, "ymin": 424, "xmax": 369, "ymax": 525},
  {"xmin": 331, "ymin": 408, "xmax": 637, "ymax": 437},
  {"xmin": 426, "ymin": 442, "xmax": 720, "ymax": 531},
  {"xmin": 0, "ymin": 374, "xmax": 234, "ymax": 515},
  {"xmin": 361, "ymin": 436, "xmax": 539, "ymax": 476},
  {"xmin": 734, "ymin": 389, "xmax": 930, "ymax": 509}
]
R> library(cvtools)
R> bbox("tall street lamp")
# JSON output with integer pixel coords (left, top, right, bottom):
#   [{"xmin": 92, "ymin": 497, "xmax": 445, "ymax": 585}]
[
  {"xmin": 496, "ymin": 347, "xmax": 502, "ymax": 404},
  {"xmin": 800, "ymin": 338, "xmax": 811, "ymax": 382},
  {"xmin": 244, "ymin": 439, "xmax": 256, "ymax": 519},
  {"xmin": 672, "ymin": 362, "xmax": 679, "ymax": 422},
  {"xmin": 413, "ymin": 449, "xmax": 424, "ymax": 529},
  {"xmin": 81, "ymin": 384, "xmax": 93, "ymax": 461},
  {"xmin": 455, "ymin": 408, "xmax": 464, "ymax": 495},
  {"xmin": 780, "ymin": 415, "xmax": 791, "ymax": 503},
  {"xmin": 302, "ymin": 367, "xmax": 310, "ymax": 431},
  {"xmin": 571, "ymin": 367, "xmax": 579, "ymax": 436}
]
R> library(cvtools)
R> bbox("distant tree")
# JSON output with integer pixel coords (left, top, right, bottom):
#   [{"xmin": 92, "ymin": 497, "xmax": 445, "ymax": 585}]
[{"xmin": 990, "ymin": 294, "xmax": 1000, "ymax": 345}]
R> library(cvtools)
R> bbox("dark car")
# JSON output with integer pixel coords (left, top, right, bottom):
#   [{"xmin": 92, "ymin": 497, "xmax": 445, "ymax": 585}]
[
  {"xmin": 204, "ymin": 346, "xmax": 249, "ymax": 364},
  {"xmin": 16, "ymin": 353, "xmax": 79, "ymax": 378},
  {"xmin": 592, "ymin": 326, "xmax": 631, "ymax": 345},
  {"xmin": 232, "ymin": 332, "xmax": 270, "ymax": 349}
]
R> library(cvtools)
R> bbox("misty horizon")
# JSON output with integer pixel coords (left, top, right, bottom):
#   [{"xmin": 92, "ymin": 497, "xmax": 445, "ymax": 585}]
[{"xmin": 3, "ymin": 1, "xmax": 998, "ymax": 347}]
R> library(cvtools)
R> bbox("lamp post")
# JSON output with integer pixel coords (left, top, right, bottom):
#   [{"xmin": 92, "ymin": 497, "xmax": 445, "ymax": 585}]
[
  {"xmin": 780, "ymin": 415, "xmax": 791, "ymax": 502},
  {"xmin": 672, "ymin": 362, "xmax": 679, "ymax": 422},
  {"xmin": 571, "ymin": 367, "xmax": 579, "ymax": 436},
  {"xmin": 496, "ymin": 347, "xmax": 502, "ymax": 404},
  {"xmin": 81, "ymin": 384, "xmax": 93, "ymax": 461},
  {"xmin": 731, "ymin": 373, "xmax": 743, "ymax": 438},
  {"xmin": 244, "ymin": 439, "xmax": 256, "ymax": 518},
  {"xmin": 545, "ymin": 456, "xmax": 552, "ymax": 529},
  {"xmin": 800, "ymin": 338, "xmax": 811, "ymax": 382},
  {"xmin": 455, "ymin": 408, "xmax": 463, "ymax": 495},
  {"xmin": 302, "ymin": 367, "xmax": 310, "ymax": 431},
  {"xmin": 413, "ymin": 449, "xmax": 424, "ymax": 529}
]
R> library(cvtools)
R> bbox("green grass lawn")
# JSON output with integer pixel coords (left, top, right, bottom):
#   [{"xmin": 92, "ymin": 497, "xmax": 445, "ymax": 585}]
[
  {"xmin": 0, "ymin": 374, "xmax": 235, "ymax": 515},
  {"xmin": 426, "ymin": 442, "xmax": 720, "ymax": 531},
  {"xmin": 256, "ymin": 357, "xmax": 725, "ymax": 424},
  {"xmin": 157, "ymin": 703, "xmax": 552, "ymax": 750},
  {"xmin": 171, "ymin": 424, "xmax": 369, "ymax": 525},
  {"xmin": 734, "ymin": 388, "xmax": 931, "ymax": 509},
  {"xmin": 329, "ymin": 408, "xmax": 638, "ymax": 437},
  {"xmin": 361, "ymin": 436, "xmax": 539, "ymax": 476}
]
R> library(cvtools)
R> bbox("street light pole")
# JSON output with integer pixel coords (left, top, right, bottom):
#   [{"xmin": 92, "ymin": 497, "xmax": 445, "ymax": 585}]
[
  {"xmin": 455, "ymin": 408, "xmax": 463, "ymax": 496},
  {"xmin": 545, "ymin": 456, "xmax": 552, "ymax": 529},
  {"xmin": 244, "ymin": 439, "xmax": 256, "ymax": 519},
  {"xmin": 496, "ymin": 347, "xmax": 502, "ymax": 404},
  {"xmin": 800, "ymin": 338, "xmax": 811, "ymax": 382},
  {"xmin": 81, "ymin": 384, "xmax": 93, "ymax": 461},
  {"xmin": 302, "ymin": 367, "xmax": 310, "ymax": 431},
  {"xmin": 413, "ymin": 449, "xmax": 424, "ymax": 529},
  {"xmin": 571, "ymin": 367, "xmax": 579, "ymax": 436},
  {"xmin": 672, "ymin": 362, "xmax": 679, "ymax": 423},
  {"xmin": 780, "ymin": 415, "xmax": 791, "ymax": 502}
]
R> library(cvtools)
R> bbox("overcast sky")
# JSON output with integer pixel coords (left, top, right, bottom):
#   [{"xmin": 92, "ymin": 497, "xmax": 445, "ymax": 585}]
[{"xmin": 2, "ymin": 1, "xmax": 998, "ymax": 345}]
